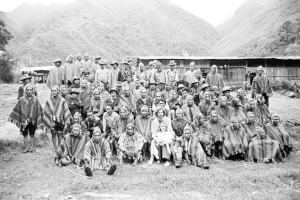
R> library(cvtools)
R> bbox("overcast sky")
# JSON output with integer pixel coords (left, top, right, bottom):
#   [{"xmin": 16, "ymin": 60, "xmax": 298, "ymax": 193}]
[{"xmin": 0, "ymin": 0, "xmax": 246, "ymax": 27}]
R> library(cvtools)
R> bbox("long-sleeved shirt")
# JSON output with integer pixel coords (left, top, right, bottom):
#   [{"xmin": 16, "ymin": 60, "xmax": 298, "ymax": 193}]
[{"xmin": 95, "ymin": 68, "xmax": 110, "ymax": 83}]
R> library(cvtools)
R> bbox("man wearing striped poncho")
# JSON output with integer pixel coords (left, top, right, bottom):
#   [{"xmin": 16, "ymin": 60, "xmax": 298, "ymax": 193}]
[
  {"xmin": 43, "ymin": 85, "xmax": 72, "ymax": 152},
  {"xmin": 265, "ymin": 114, "xmax": 292, "ymax": 157},
  {"xmin": 205, "ymin": 65, "xmax": 225, "ymax": 93},
  {"xmin": 222, "ymin": 117, "xmax": 248, "ymax": 159},
  {"xmin": 9, "ymin": 85, "xmax": 43, "ymax": 153},
  {"xmin": 248, "ymin": 126, "xmax": 282, "ymax": 163},
  {"xmin": 252, "ymin": 66, "xmax": 273, "ymax": 107},
  {"xmin": 83, "ymin": 127, "xmax": 117, "ymax": 177}
]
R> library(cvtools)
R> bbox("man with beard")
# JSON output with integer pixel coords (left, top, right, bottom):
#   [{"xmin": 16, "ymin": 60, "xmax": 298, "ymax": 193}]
[
  {"xmin": 43, "ymin": 85, "xmax": 72, "ymax": 152},
  {"xmin": 117, "ymin": 106, "xmax": 134, "ymax": 137},
  {"xmin": 84, "ymin": 111, "xmax": 103, "ymax": 140},
  {"xmin": 118, "ymin": 123, "xmax": 145, "ymax": 166},
  {"xmin": 9, "ymin": 85, "xmax": 43, "ymax": 153},
  {"xmin": 166, "ymin": 60, "xmax": 179, "ymax": 88},
  {"xmin": 207, "ymin": 111, "xmax": 225, "ymax": 159},
  {"xmin": 108, "ymin": 60, "xmax": 120, "ymax": 89},
  {"xmin": 182, "ymin": 95, "xmax": 201, "ymax": 123},
  {"xmin": 136, "ymin": 88, "xmax": 153, "ymax": 115},
  {"xmin": 135, "ymin": 105, "xmax": 153, "ymax": 159},
  {"xmin": 198, "ymin": 91, "xmax": 216, "ymax": 118},
  {"xmin": 215, "ymin": 96, "xmax": 234, "ymax": 126},
  {"xmin": 222, "ymin": 117, "xmax": 248, "ymax": 160},
  {"xmin": 205, "ymin": 65, "xmax": 225, "ymax": 93},
  {"xmin": 47, "ymin": 58, "xmax": 65, "ymax": 89},
  {"xmin": 84, "ymin": 127, "xmax": 117, "ymax": 177},
  {"xmin": 265, "ymin": 114, "xmax": 292, "ymax": 157},
  {"xmin": 119, "ymin": 86, "xmax": 136, "ymax": 114},
  {"xmin": 252, "ymin": 66, "xmax": 273, "ymax": 107}
]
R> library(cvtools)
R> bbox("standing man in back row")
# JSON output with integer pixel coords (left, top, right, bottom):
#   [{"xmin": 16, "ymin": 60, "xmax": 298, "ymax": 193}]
[
  {"xmin": 252, "ymin": 66, "xmax": 273, "ymax": 107},
  {"xmin": 47, "ymin": 58, "xmax": 65, "ymax": 89},
  {"xmin": 205, "ymin": 65, "xmax": 225, "ymax": 93}
]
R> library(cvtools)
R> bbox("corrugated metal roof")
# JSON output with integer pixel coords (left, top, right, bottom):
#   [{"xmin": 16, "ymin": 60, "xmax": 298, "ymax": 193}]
[
  {"xmin": 21, "ymin": 66, "xmax": 54, "ymax": 72},
  {"xmin": 136, "ymin": 56, "xmax": 300, "ymax": 60}
]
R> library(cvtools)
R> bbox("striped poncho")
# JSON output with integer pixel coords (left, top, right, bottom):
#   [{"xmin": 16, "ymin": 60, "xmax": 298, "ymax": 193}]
[
  {"xmin": 214, "ymin": 105, "xmax": 234, "ymax": 126},
  {"xmin": 135, "ymin": 116, "xmax": 153, "ymax": 141},
  {"xmin": 183, "ymin": 134, "xmax": 207, "ymax": 165},
  {"xmin": 265, "ymin": 123, "xmax": 292, "ymax": 156},
  {"xmin": 9, "ymin": 95, "xmax": 43, "ymax": 129},
  {"xmin": 56, "ymin": 133, "xmax": 86, "ymax": 163},
  {"xmin": 43, "ymin": 96, "xmax": 72, "ymax": 130},
  {"xmin": 222, "ymin": 126, "xmax": 248, "ymax": 158},
  {"xmin": 84, "ymin": 138, "xmax": 111, "ymax": 169},
  {"xmin": 205, "ymin": 72, "xmax": 225, "ymax": 92},
  {"xmin": 119, "ymin": 94, "xmax": 136, "ymax": 113},
  {"xmin": 248, "ymin": 137, "xmax": 282, "ymax": 162},
  {"xmin": 252, "ymin": 75, "xmax": 273, "ymax": 96},
  {"xmin": 79, "ymin": 88, "xmax": 92, "ymax": 115}
]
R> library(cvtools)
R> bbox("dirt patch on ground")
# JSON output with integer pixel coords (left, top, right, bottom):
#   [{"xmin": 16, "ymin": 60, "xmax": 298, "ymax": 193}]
[{"xmin": 1, "ymin": 84, "xmax": 300, "ymax": 200}]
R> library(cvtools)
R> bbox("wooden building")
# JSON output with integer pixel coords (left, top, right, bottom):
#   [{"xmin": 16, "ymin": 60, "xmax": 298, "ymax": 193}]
[{"xmin": 136, "ymin": 56, "xmax": 300, "ymax": 85}]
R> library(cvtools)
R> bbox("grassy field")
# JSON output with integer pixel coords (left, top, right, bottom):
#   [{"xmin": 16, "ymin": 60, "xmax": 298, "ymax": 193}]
[{"xmin": 0, "ymin": 84, "xmax": 300, "ymax": 200}]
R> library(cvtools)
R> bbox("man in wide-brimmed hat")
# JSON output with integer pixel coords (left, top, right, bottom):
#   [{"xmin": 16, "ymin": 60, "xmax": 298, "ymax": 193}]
[
  {"xmin": 221, "ymin": 86, "xmax": 233, "ymax": 106},
  {"xmin": 108, "ymin": 60, "xmax": 120, "ymax": 89},
  {"xmin": 18, "ymin": 74, "xmax": 37, "ymax": 100},
  {"xmin": 119, "ymin": 60, "xmax": 133, "ymax": 83},
  {"xmin": 92, "ymin": 55, "xmax": 101, "ymax": 72},
  {"xmin": 47, "ymin": 58, "xmax": 65, "ymax": 89},
  {"xmin": 95, "ymin": 59, "xmax": 109, "ymax": 90},
  {"xmin": 166, "ymin": 60, "xmax": 179, "ymax": 88},
  {"xmin": 70, "ymin": 77, "xmax": 80, "ymax": 89},
  {"xmin": 190, "ymin": 78, "xmax": 200, "ymax": 95},
  {"xmin": 64, "ymin": 55, "xmax": 81, "ymax": 88},
  {"xmin": 153, "ymin": 61, "xmax": 167, "ymax": 86}
]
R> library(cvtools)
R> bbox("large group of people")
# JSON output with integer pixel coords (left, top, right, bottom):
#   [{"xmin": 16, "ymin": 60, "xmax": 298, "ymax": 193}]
[{"xmin": 9, "ymin": 53, "xmax": 293, "ymax": 178}]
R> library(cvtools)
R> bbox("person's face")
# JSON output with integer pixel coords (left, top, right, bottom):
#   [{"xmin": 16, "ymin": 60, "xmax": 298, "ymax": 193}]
[
  {"xmin": 140, "ymin": 65, "xmax": 145, "ymax": 71},
  {"xmin": 211, "ymin": 113, "xmax": 218, "ymax": 123},
  {"xmin": 120, "ymin": 109, "xmax": 127, "ymax": 118},
  {"xmin": 54, "ymin": 62, "xmax": 61, "ymax": 67},
  {"xmin": 100, "ymin": 64, "xmax": 105, "ymax": 69},
  {"xmin": 224, "ymin": 91, "xmax": 230, "ymax": 97},
  {"xmin": 247, "ymin": 114, "xmax": 254, "ymax": 123},
  {"xmin": 160, "ymin": 125, "xmax": 167, "ymax": 132},
  {"xmin": 250, "ymin": 101, "xmax": 255, "ymax": 109},
  {"xmin": 26, "ymin": 87, "xmax": 33, "ymax": 97},
  {"xmin": 111, "ymin": 91, "xmax": 117, "ymax": 98},
  {"xmin": 238, "ymin": 91, "xmax": 245, "ymax": 97},
  {"xmin": 127, "ymin": 76, "xmax": 132, "ymax": 82},
  {"xmin": 81, "ymin": 81, "xmax": 87, "ymax": 88},
  {"xmin": 113, "ymin": 64, "xmax": 118, "ymax": 69},
  {"xmin": 95, "ymin": 59, "xmax": 100, "ymax": 64},
  {"xmin": 272, "ymin": 116, "xmax": 280, "ymax": 126},
  {"xmin": 171, "ymin": 92, "xmax": 177, "ymax": 99},
  {"xmin": 183, "ymin": 75, "xmax": 187, "ymax": 81},
  {"xmin": 87, "ymin": 112, "xmax": 94, "ymax": 120},
  {"xmin": 127, "ymin": 126, "xmax": 134, "ymax": 135},
  {"xmin": 182, "ymin": 91, "xmax": 188, "ymax": 97},
  {"xmin": 157, "ymin": 65, "xmax": 162, "ymax": 72},
  {"xmin": 106, "ymin": 106, "xmax": 112, "ymax": 114},
  {"xmin": 170, "ymin": 65, "xmax": 175, "ymax": 71},
  {"xmin": 204, "ymin": 93, "xmax": 210, "ymax": 102},
  {"xmin": 61, "ymin": 88, "xmax": 67, "ymax": 95},
  {"xmin": 258, "ymin": 70, "xmax": 263, "ymax": 75},
  {"xmin": 74, "ymin": 79, "xmax": 80, "ymax": 85},
  {"xmin": 25, "ymin": 79, "xmax": 31, "ymax": 84},
  {"xmin": 93, "ymin": 132, "xmax": 101, "ymax": 143},
  {"xmin": 232, "ymin": 120, "xmax": 239, "ymax": 129},
  {"xmin": 220, "ymin": 97, "xmax": 227, "ymax": 106},
  {"xmin": 71, "ymin": 93, "xmax": 78, "ymax": 98},
  {"xmin": 176, "ymin": 110, "xmax": 183, "ymax": 118},
  {"xmin": 204, "ymin": 87, "xmax": 209, "ymax": 92},
  {"xmin": 84, "ymin": 55, "xmax": 89, "ymax": 61},
  {"xmin": 141, "ymin": 90, "xmax": 147, "ymax": 98},
  {"xmin": 258, "ymin": 129, "xmax": 266, "ymax": 139},
  {"xmin": 141, "ymin": 108, "xmax": 148, "ymax": 117},
  {"xmin": 73, "ymin": 116, "xmax": 80, "ymax": 123},
  {"xmin": 198, "ymin": 116, "xmax": 205, "ymax": 124},
  {"xmin": 195, "ymin": 71, "xmax": 201, "ymax": 78},
  {"xmin": 156, "ymin": 94, "xmax": 161, "ymax": 100},
  {"xmin": 150, "ymin": 84, "xmax": 155, "ymax": 90},
  {"xmin": 193, "ymin": 83, "xmax": 199, "ymax": 88},
  {"xmin": 159, "ymin": 101, "xmax": 165, "ymax": 108},
  {"xmin": 135, "ymin": 81, "xmax": 140, "ymax": 88},
  {"xmin": 77, "ymin": 56, "xmax": 82, "ymax": 61},
  {"xmin": 94, "ymin": 92, "xmax": 100, "ymax": 99},
  {"xmin": 187, "ymin": 98, "xmax": 193, "ymax": 106},
  {"xmin": 124, "ymin": 89, "xmax": 130, "ymax": 96},
  {"xmin": 211, "ymin": 67, "xmax": 216, "ymax": 73},
  {"xmin": 72, "ymin": 127, "xmax": 80, "ymax": 136},
  {"xmin": 98, "ymin": 83, "xmax": 104, "ymax": 91},
  {"xmin": 157, "ymin": 110, "xmax": 164, "ymax": 119},
  {"xmin": 52, "ymin": 88, "xmax": 59, "ymax": 97},
  {"xmin": 184, "ymin": 130, "xmax": 191, "ymax": 140}
]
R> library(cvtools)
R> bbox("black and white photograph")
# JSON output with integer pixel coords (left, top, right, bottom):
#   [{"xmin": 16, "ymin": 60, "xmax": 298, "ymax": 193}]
[{"xmin": 0, "ymin": 0, "xmax": 300, "ymax": 199}]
